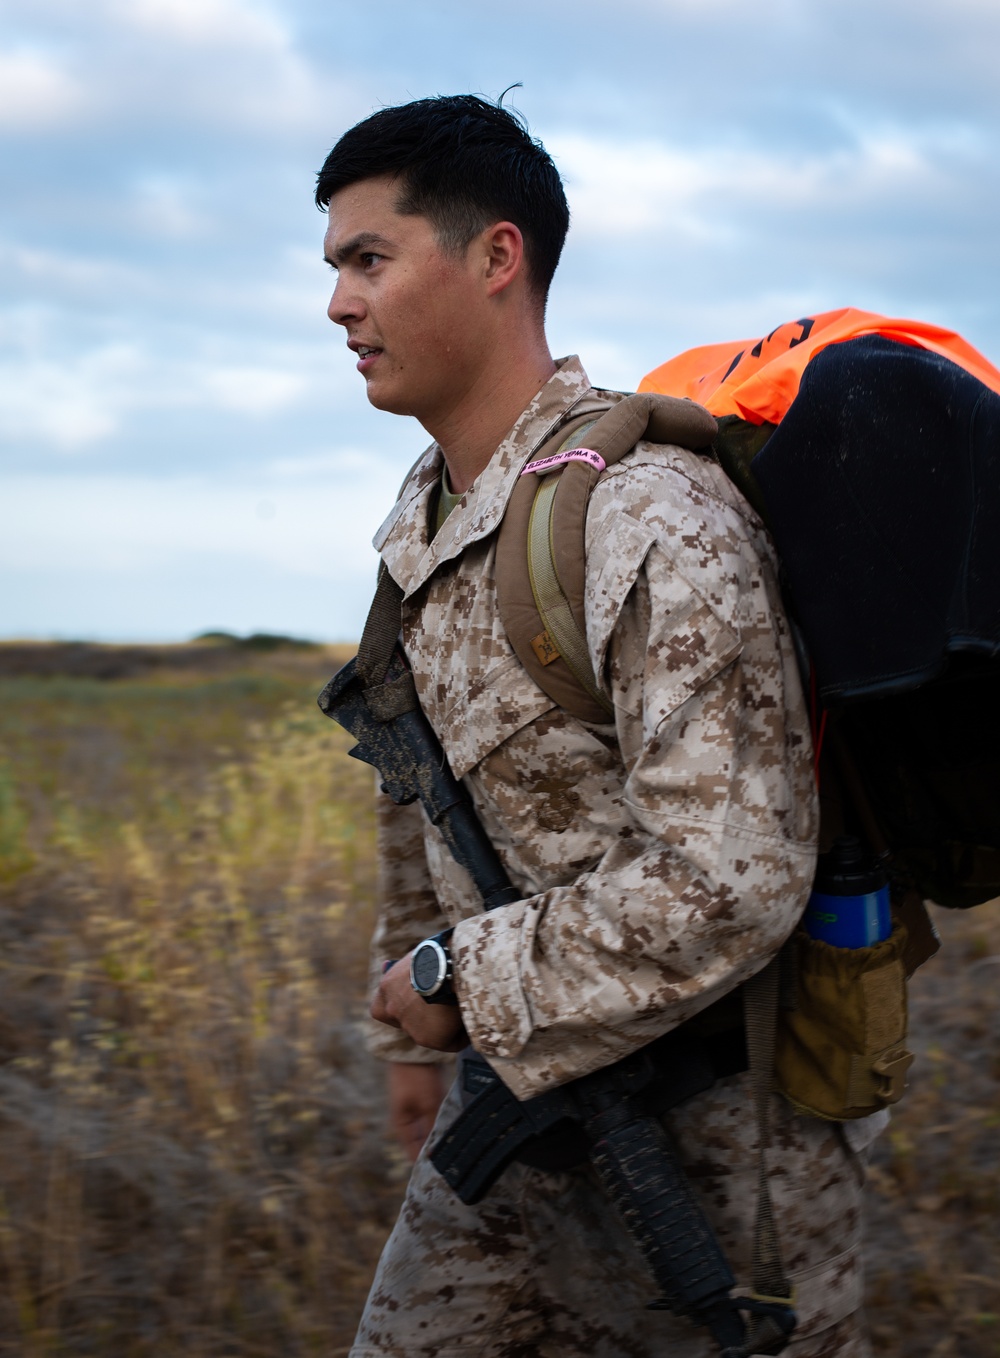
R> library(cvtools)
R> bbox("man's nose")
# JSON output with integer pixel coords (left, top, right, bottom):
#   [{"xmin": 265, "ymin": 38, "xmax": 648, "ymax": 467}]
[{"xmin": 327, "ymin": 276, "xmax": 363, "ymax": 327}]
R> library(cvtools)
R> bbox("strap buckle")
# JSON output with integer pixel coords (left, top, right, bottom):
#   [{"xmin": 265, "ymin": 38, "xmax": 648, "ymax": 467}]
[
  {"xmin": 872, "ymin": 1046, "xmax": 913, "ymax": 1104},
  {"xmin": 742, "ymin": 1289, "xmax": 797, "ymax": 1311},
  {"xmin": 732, "ymin": 1289, "xmax": 797, "ymax": 1355}
]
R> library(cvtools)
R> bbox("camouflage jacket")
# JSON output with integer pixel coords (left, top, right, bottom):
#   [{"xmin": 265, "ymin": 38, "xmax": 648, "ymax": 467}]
[{"xmin": 368, "ymin": 356, "xmax": 819, "ymax": 1101}]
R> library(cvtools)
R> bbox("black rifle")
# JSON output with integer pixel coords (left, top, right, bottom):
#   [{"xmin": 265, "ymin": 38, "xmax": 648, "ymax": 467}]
[{"xmin": 319, "ymin": 645, "xmax": 795, "ymax": 1358}]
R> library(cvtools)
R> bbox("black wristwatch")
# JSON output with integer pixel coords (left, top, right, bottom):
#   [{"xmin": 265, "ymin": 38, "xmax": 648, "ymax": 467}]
[{"xmin": 410, "ymin": 928, "xmax": 458, "ymax": 1005}]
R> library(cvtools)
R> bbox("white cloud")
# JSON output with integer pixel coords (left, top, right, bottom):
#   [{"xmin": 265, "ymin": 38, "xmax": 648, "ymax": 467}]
[
  {"xmin": 589, "ymin": 0, "xmax": 794, "ymax": 13},
  {"xmin": 0, "ymin": 0, "xmax": 341, "ymax": 138},
  {"xmin": 0, "ymin": 325, "xmax": 326, "ymax": 449},
  {"xmin": 3, "ymin": 244, "xmax": 150, "ymax": 297},
  {"xmin": 550, "ymin": 124, "xmax": 970, "ymax": 242},
  {"xmin": 108, "ymin": 0, "xmax": 289, "ymax": 48},
  {"xmin": 267, "ymin": 448, "xmax": 379, "ymax": 477},
  {"xmin": 0, "ymin": 344, "xmax": 143, "ymax": 448},
  {"xmin": 131, "ymin": 179, "xmax": 212, "ymax": 239},
  {"xmin": 0, "ymin": 471, "xmax": 392, "ymax": 576},
  {"xmin": 0, "ymin": 47, "xmax": 86, "ymax": 128},
  {"xmin": 2, "ymin": 238, "xmax": 332, "ymax": 330},
  {"xmin": 90, "ymin": 0, "xmax": 334, "ymax": 133},
  {"xmin": 202, "ymin": 365, "xmax": 307, "ymax": 414}
]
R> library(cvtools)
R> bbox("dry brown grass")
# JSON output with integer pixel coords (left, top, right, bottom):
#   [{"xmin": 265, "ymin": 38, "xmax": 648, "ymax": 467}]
[
  {"xmin": 0, "ymin": 641, "xmax": 997, "ymax": 1355},
  {"xmin": 0, "ymin": 642, "xmax": 406, "ymax": 1355},
  {"xmin": 866, "ymin": 898, "xmax": 1000, "ymax": 1356}
]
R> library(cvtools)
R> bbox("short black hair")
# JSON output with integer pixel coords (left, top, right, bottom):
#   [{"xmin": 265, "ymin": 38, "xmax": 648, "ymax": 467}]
[{"xmin": 315, "ymin": 94, "xmax": 569, "ymax": 303}]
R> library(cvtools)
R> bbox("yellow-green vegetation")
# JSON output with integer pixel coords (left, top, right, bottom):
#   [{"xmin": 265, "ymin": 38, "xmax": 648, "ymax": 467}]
[
  {"xmin": 0, "ymin": 643, "xmax": 403, "ymax": 1356},
  {"xmin": 0, "ymin": 642, "xmax": 997, "ymax": 1356}
]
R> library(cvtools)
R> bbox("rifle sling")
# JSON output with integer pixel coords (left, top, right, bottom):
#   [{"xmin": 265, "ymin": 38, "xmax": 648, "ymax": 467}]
[
  {"xmin": 742, "ymin": 959, "xmax": 796, "ymax": 1352},
  {"xmin": 353, "ymin": 560, "xmax": 420, "ymax": 721}
]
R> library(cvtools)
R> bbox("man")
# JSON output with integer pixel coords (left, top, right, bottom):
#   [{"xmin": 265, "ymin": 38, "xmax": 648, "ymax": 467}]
[{"xmin": 318, "ymin": 95, "xmax": 881, "ymax": 1357}]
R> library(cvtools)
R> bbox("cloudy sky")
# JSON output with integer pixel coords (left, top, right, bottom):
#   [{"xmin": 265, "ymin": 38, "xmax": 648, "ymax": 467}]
[{"xmin": 4, "ymin": 0, "xmax": 1000, "ymax": 642}]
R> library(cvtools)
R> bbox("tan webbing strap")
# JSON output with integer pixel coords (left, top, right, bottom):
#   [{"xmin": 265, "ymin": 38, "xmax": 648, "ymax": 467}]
[
  {"xmin": 526, "ymin": 420, "xmax": 615, "ymax": 720},
  {"xmin": 742, "ymin": 958, "xmax": 796, "ymax": 1354},
  {"xmin": 571, "ymin": 390, "xmax": 718, "ymax": 466},
  {"xmin": 527, "ymin": 394, "xmax": 718, "ymax": 718},
  {"xmin": 496, "ymin": 411, "xmax": 615, "ymax": 724},
  {"xmin": 496, "ymin": 392, "xmax": 718, "ymax": 724}
]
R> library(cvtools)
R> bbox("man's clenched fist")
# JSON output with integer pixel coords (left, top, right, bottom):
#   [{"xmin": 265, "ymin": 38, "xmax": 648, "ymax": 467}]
[{"xmin": 371, "ymin": 952, "xmax": 468, "ymax": 1052}]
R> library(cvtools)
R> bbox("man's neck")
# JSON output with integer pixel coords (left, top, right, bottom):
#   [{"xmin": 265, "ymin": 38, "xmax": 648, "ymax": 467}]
[{"xmin": 429, "ymin": 335, "xmax": 556, "ymax": 495}]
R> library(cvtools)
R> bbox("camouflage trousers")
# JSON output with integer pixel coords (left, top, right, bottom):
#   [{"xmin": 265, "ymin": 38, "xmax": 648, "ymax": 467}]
[{"xmin": 351, "ymin": 1071, "xmax": 884, "ymax": 1358}]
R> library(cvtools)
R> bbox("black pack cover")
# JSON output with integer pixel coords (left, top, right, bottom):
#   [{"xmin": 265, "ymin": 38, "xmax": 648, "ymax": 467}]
[
  {"xmin": 754, "ymin": 334, "xmax": 1000, "ymax": 700},
  {"xmin": 751, "ymin": 336, "xmax": 1000, "ymax": 907}
]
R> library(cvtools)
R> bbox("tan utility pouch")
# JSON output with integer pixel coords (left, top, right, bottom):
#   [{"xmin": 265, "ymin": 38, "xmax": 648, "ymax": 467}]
[{"xmin": 774, "ymin": 920, "xmax": 915, "ymax": 1121}]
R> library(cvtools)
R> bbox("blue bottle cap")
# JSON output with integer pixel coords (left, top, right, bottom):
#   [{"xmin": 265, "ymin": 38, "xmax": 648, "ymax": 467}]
[
  {"xmin": 812, "ymin": 836, "xmax": 888, "ymax": 897},
  {"xmin": 804, "ymin": 837, "xmax": 892, "ymax": 948}
]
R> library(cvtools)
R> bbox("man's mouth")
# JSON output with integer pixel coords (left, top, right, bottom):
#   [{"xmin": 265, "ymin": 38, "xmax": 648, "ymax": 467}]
[{"xmin": 352, "ymin": 343, "xmax": 383, "ymax": 376}]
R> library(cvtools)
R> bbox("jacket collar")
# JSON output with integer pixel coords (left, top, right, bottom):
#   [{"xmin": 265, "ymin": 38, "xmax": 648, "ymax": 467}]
[{"xmin": 373, "ymin": 356, "xmax": 601, "ymax": 598}]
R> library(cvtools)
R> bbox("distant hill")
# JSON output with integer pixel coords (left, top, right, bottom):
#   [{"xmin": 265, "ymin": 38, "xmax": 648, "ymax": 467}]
[
  {"xmin": 193, "ymin": 630, "xmax": 320, "ymax": 651},
  {"xmin": 0, "ymin": 638, "xmax": 354, "ymax": 680}
]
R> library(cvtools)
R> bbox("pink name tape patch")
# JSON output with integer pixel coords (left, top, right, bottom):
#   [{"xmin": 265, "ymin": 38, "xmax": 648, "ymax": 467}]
[{"xmin": 519, "ymin": 448, "xmax": 606, "ymax": 477}]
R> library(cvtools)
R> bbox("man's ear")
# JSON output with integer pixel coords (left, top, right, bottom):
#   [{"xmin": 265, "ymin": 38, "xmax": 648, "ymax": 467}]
[{"xmin": 482, "ymin": 221, "xmax": 525, "ymax": 298}]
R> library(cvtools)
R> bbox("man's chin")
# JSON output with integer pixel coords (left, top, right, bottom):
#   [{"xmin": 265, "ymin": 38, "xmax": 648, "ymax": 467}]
[{"xmin": 364, "ymin": 381, "xmax": 418, "ymax": 418}]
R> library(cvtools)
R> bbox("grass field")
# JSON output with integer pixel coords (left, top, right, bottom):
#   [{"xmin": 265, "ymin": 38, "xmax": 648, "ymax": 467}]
[
  {"xmin": 0, "ymin": 640, "xmax": 997, "ymax": 1355},
  {"xmin": 0, "ymin": 641, "xmax": 407, "ymax": 1355}
]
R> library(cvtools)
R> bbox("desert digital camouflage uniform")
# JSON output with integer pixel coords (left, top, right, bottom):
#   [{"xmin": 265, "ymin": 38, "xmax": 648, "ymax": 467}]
[{"xmin": 352, "ymin": 357, "xmax": 884, "ymax": 1357}]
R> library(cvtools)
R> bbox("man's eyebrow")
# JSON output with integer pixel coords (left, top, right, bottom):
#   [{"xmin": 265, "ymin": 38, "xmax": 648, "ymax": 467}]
[{"xmin": 323, "ymin": 231, "xmax": 394, "ymax": 267}]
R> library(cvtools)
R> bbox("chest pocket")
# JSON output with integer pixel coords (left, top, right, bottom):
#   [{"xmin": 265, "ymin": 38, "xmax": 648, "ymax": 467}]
[
  {"xmin": 404, "ymin": 540, "xmax": 561, "ymax": 781},
  {"xmin": 436, "ymin": 652, "xmax": 558, "ymax": 780},
  {"xmin": 438, "ymin": 654, "xmax": 626, "ymax": 895}
]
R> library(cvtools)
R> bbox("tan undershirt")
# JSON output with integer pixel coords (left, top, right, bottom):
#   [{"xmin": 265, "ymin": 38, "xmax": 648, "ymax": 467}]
[{"xmin": 432, "ymin": 467, "xmax": 465, "ymax": 539}]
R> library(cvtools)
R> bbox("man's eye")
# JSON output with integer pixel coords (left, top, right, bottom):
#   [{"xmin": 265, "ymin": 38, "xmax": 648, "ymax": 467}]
[{"xmin": 361, "ymin": 252, "xmax": 383, "ymax": 268}]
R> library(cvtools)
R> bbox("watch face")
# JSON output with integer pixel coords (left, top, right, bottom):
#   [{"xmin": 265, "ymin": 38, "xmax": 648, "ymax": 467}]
[{"xmin": 412, "ymin": 941, "xmax": 444, "ymax": 994}]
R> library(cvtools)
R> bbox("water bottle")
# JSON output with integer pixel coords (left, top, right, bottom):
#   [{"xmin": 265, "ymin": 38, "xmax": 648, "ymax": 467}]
[{"xmin": 803, "ymin": 836, "xmax": 891, "ymax": 948}]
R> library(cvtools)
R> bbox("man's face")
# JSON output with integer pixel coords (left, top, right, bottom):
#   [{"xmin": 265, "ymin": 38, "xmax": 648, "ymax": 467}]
[{"xmin": 324, "ymin": 175, "xmax": 491, "ymax": 429}]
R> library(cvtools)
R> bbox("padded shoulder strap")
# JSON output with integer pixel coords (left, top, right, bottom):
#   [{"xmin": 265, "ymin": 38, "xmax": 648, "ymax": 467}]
[{"xmin": 496, "ymin": 392, "xmax": 717, "ymax": 724}]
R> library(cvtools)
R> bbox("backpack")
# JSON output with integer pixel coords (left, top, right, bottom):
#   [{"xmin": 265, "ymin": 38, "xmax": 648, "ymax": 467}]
[
  {"xmin": 498, "ymin": 326, "xmax": 1000, "ymax": 915},
  {"xmin": 495, "ymin": 325, "xmax": 1000, "ymax": 1121}
]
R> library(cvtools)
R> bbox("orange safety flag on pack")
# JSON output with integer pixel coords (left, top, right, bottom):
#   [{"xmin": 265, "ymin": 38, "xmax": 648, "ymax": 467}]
[{"xmin": 638, "ymin": 307, "xmax": 1000, "ymax": 426}]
